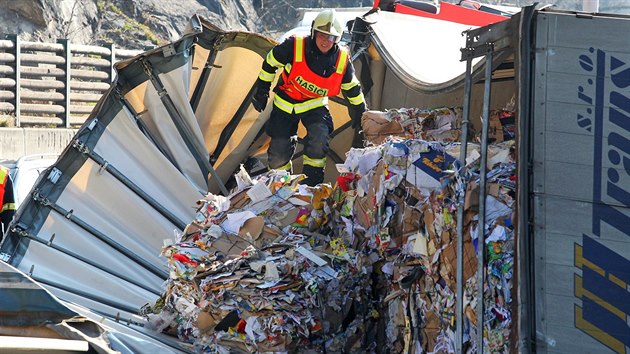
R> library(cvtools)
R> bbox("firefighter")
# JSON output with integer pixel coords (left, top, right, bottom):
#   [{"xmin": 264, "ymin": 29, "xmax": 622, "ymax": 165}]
[
  {"xmin": 0, "ymin": 165, "xmax": 16, "ymax": 240},
  {"xmin": 252, "ymin": 9, "xmax": 367, "ymax": 186}
]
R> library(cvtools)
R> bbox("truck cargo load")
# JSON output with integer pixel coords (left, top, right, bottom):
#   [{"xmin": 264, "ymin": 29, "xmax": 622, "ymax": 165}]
[{"xmin": 1, "ymin": 4, "xmax": 629, "ymax": 354}]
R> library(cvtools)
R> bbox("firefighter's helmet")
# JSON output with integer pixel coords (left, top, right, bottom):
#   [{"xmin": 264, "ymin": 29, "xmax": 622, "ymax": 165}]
[{"xmin": 311, "ymin": 9, "xmax": 343, "ymax": 43}]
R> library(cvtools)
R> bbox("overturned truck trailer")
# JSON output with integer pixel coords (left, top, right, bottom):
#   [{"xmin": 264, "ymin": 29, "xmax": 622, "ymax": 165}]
[
  {"xmin": 1, "ymin": 5, "xmax": 630, "ymax": 354},
  {"xmin": 0, "ymin": 14, "xmax": 359, "ymax": 353}
]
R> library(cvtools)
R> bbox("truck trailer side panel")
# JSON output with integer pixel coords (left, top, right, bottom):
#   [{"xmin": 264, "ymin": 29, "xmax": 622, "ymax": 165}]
[{"xmin": 532, "ymin": 10, "xmax": 630, "ymax": 354}]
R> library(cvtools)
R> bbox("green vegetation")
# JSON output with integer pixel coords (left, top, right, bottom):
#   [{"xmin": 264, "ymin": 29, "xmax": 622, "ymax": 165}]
[
  {"xmin": 101, "ymin": 2, "xmax": 162, "ymax": 46},
  {"xmin": 0, "ymin": 112, "xmax": 16, "ymax": 127}
]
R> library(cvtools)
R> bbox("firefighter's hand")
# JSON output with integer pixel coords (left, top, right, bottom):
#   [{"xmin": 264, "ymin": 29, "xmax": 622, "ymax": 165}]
[
  {"xmin": 252, "ymin": 88, "xmax": 269, "ymax": 112},
  {"xmin": 350, "ymin": 107, "xmax": 365, "ymax": 129}
]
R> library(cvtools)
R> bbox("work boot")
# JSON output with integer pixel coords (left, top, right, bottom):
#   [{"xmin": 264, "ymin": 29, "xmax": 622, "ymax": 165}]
[{"xmin": 302, "ymin": 165, "xmax": 324, "ymax": 186}]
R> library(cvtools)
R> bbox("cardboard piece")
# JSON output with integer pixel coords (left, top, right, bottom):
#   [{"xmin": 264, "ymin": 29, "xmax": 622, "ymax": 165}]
[
  {"xmin": 255, "ymin": 225, "xmax": 282, "ymax": 248},
  {"xmin": 422, "ymin": 310, "xmax": 440, "ymax": 352},
  {"xmin": 239, "ymin": 216, "xmax": 264, "ymax": 239},
  {"xmin": 361, "ymin": 110, "xmax": 405, "ymax": 145},
  {"xmin": 487, "ymin": 183, "xmax": 501, "ymax": 199},
  {"xmin": 209, "ymin": 232, "xmax": 250, "ymax": 256},
  {"xmin": 354, "ymin": 195, "xmax": 373, "ymax": 229},
  {"xmin": 439, "ymin": 234, "xmax": 478, "ymax": 290},
  {"xmin": 423, "ymin": 207, "xmax": 437, "ymax": 240},
  {"xmin": 197, "ymin": 311, "xmax": 220, "ymax": 334},
  {"xmin": 488, "ymin": 111, "xmax": 505, "ymax": 143},
  {"xmin": 389, "ymin": 184, "xmax": 422, "ymax": 239},
  {"xmin": 229, "ymin": 189, "xmax": 250, "ymax": 210},
  {"xmin": 354, "ymin": 161, "xmax": 384, "ymax": 231},
  {"xmin": 488, "ymin": 110, "xmax": 516, "ymax": 143}
]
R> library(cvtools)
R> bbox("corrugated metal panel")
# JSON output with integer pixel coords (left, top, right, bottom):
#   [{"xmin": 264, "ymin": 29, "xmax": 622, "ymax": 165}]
[{"xmin": 532, "ymin": 9, "xmax": 630, "ymax": 354}]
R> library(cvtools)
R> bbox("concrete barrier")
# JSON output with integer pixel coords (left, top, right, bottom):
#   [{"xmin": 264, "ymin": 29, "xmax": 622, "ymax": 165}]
[{"xmin": 0, "ymin": 128, "xmax": 77, "ymax": 160}]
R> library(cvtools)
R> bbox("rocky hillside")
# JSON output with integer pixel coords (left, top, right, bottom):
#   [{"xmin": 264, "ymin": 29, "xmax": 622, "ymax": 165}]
[
  {"xmin": 0, "ymin": 0, "xmax": 261, "ymax": 49},
  {"xmin": 3, "ymin": 0, "xmax": 621, "ymax": 51},
  {"xmin": 0, "ymin": 0, "xmax": 367, "ymax": 50}
]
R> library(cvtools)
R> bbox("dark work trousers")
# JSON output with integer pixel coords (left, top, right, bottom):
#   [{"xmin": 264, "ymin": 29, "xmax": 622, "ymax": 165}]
[{"xmin": 265, "ymin": 105, "xmax": 334, "ymax": 181}]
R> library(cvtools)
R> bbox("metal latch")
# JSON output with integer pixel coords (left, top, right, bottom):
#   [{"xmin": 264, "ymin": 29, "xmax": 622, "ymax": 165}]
[
  {"xmin": 162, "ymin": 44, "xmax": 176, "ymax": 57},
  {"xmin": 87, "ymin": 118, "xmax": 98, "ymax": 130},
  {"xmin": 48, "ymin": 167, "xmax": 62, "ymax": 184}
]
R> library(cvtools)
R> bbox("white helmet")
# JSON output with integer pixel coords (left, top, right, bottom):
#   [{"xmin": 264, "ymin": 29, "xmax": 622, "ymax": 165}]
[{"xmin": 311, "ymin": 9, "xmax": 343, "ymax": 43}]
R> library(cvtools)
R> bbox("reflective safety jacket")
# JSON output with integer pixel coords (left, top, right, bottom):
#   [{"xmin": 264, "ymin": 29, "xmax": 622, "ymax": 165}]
[
  {"xmin": 257, "ymin": 35, "xmax": 366, "ymax": 115},
  {"xmin": 279, "ymin": 36, "xmax": 348, "ymax": 101},
  {"xmin": 0, "ymin": 165, "xmax": 15, "ymax": 235},
  {"xmin": 0, "ymin": 165, "xmax": 8, "ymax": 208}
]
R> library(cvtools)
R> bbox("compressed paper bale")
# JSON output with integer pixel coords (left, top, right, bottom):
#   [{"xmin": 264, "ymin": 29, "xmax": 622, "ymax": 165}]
[{"xmin": 361, "ymin": 110, "xmax": 405, "ymax": 145}]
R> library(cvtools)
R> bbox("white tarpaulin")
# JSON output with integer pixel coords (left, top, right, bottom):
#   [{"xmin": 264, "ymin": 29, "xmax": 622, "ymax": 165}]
[{"xmin": 365, "ymin": 10, "xmax": 482, "ymax": 86}]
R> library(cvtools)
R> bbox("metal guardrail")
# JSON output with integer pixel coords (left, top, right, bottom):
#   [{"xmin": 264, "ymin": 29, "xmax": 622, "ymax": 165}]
[{"xmin": 0, "ymin": 36, "xmax": 142, "ymax": 127}]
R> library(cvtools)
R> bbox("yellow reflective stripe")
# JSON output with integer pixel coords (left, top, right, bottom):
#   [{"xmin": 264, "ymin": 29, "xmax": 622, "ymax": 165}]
[
  {"xmin": 258, "ymin": 69, "xmax": 275, "ymax": 82},
  {"xmin": 276, "ymin": 161, "xmax": 292, "ymax": 171},
  {"xmin": 285, "ymin": 63, "xmax": 292, "ymax": 74},
  {"xmin": 304, "ymin": 155, "xmax": 326, "ymax": 168},
  {"xmin": 273, "ymin": 96, "xmax": 328, "ymax": 114},
  {"xmin": 294, "ymin": 97, "xmax": 327, "ymax": 113},
  {"xmin": 0, "ymin": 167, "xmax": 7, "ymax": 181},
  {"xmin": 341, "ymin": 81, "xmax": 358, "ymax": 90},
  {"xmin": 336, "ymin": 49, "xmax": 348, "ymax": 74},
  {"xmin": 273, "ymin": 95, "xmax": 295, "ymax": 114},
  {"xmin": 266, "ymin": 50, "xmax": 283, "ymax": 68},
  {"xmin": 341, "ymin": 76, "xmax": 360, "ymax": 90},
  {"xmin": 295, "ymin": 37, "xmax": 303, "ymax": 62},
  {"xmin": 1, "ymin": 203, "xmax": 16, "ymax": 212},
  {"xmin": 347, "ymin": 92, "xmax": 365, "ymax": 105}
]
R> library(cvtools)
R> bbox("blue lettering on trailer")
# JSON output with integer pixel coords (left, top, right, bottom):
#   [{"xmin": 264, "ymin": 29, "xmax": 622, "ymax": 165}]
[{"xmin": 574, "ymin": 47, "xmax": 630, "ymax": 354}]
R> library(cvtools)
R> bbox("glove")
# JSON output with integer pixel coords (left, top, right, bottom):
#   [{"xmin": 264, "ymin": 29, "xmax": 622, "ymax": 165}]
[
  {"xmin": 252, "ymin": 84, "xmax": 269, "ymax": 112},
  {"xmin": 350, "ymin": 107, "xmax": 365, "ymax": 129},
  {"xmin": 252, "ymin": 90, "xmax": 268, "ymax": 112}
]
